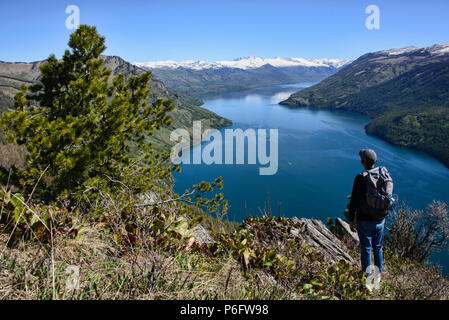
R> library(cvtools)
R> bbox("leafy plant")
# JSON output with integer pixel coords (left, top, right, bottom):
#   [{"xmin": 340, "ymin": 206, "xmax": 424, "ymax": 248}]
[
  {"xmin": 1, "ymin": 187, "xmax": 79, "ymax": 244},
  {"xmin": 386, "ymin": 201, "xmax": 449, "ymax": 263},
  {"xmin": 196, "ymin": 216, "xmax": 369, "ymax": 299}
]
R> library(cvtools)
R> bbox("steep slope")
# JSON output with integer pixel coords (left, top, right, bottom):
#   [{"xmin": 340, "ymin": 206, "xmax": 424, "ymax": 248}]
[
  {"xmin": 0, "ymin": 56, "xmax": 231, "ymax": 150},
  {"xmin": 280, "ymin": 43, "xmax": 449, "ymax": 168},
  {"xmin": 135, "ymin": 56, "xmax": 350, "ymax": 97}
]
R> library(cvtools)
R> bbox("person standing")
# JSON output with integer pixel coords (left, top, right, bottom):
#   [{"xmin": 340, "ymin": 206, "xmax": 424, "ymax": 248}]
[{"xmin": 347, "ymin": 149, "xmax": 394, "ymax": 284}]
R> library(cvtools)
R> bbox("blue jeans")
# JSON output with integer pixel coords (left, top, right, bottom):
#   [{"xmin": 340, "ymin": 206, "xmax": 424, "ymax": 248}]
[{"xmin": 356, "ymin": 219, "xmax": 385, "ymax": 274}]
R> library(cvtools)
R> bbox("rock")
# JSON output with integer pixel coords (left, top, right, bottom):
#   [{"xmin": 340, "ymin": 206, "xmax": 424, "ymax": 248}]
[
  {"xmin": 193, "ymin": 224, "xmax": 214, "ymax": 244},
  {"xmin": 290, "ymin": 227, "xmax": 300, "ymax": 238},
  {"xmin": 291, "ymin": 217, "xmax": 355, "ymax": 264},
  {"xmin": 335, "ymin": 217, "xmax": 360, "ymax": 245}
]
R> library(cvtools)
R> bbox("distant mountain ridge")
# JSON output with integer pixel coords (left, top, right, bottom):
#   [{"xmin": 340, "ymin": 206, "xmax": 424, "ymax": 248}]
[
  {"xmin": 134, "ymin": 56, "xmax": 350, "ymax": 70},
  {"xmin": 133, "ymin": 56, "xmax": 350, "ymax": 97},
  {"xmin": 0, "ymin": 56, "xmax": 231, "ymax": 149},
  {"xmin": 280, "ymin": 42, "xmax": 449, "ymax": 168}
]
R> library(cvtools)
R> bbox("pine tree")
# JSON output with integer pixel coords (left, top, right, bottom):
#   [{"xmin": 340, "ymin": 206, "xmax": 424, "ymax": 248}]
[{"xmin": 0, "ymin": 25, "xmax": 174, "ymax": 204}]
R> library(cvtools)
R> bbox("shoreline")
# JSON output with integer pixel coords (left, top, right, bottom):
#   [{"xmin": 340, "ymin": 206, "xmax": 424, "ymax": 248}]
[{"xmin": 278, "ymin": 100, "xmax": 449, "ymax": 171}]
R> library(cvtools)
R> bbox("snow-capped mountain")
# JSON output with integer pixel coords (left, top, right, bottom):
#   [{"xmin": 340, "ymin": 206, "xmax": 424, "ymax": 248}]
[
  {"xmin": 380, "ymin": 42, "xmax": 449, "ymax": 56},
  {"xmin": 133, "ymin": 56, "xmax": 351, "ymax": 96},
  {"xmin": 134, "ymin": 56, "xmax": 350, "ymax": 70}
]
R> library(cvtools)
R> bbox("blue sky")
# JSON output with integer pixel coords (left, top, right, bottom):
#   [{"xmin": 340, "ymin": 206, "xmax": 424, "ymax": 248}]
[{"xmin": 1, "ymin": 0, "xmax": 449, "ymax": 63}]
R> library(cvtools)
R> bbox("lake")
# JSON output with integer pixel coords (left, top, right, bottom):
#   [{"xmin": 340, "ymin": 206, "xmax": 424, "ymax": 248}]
[{"xmin": 173, "ymin": 83, "xmax": 449, "ymax": 275}]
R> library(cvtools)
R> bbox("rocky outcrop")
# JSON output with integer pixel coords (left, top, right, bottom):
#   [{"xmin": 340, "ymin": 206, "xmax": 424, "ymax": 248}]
[
  {"xmin": 291, "ymin": 217, "xmax": 355, "ymax": 264},
  {"xmin": 335, "ymin": 217, "xmax": 360, "ymax": 246}
]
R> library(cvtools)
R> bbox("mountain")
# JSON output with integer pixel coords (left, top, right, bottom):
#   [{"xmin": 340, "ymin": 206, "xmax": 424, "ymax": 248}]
[
  {"xmin": 0, "ymin": 56, "xmax": 231, "ymax": 149},
  {"xmin": 135, "ymin": 56, "xmax": 349, "ymax": 70},
  {"xmin": 134, "ymin": 56, "xmax": 350, "ymax": 97},
  {"xmin": 280, "ymin": 42, "xmax": 449, "ymax": 168}
]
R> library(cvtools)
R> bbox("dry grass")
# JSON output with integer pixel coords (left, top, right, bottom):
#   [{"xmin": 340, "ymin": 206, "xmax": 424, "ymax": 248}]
[
  {"xmin": 370, "ymin": 251, "xmax": 449, "ymax": 300},
  {"xmin": 1, "ymin": 207, "xmax": 448, "ymax": 300},
  {"xmin": 0, "ymin": 220, "xmax": 269, "ymax": 300}
]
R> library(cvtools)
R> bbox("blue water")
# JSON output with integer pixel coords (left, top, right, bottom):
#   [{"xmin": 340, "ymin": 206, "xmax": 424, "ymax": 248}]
[{"xmin": 173, "ymin": 83, "xmax": 449, "ymax": 274}]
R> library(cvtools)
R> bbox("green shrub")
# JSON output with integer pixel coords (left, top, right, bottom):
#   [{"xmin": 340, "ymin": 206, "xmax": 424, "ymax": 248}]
[
  {"xmin": 0, "ymin": 25, "xmax": 174, "ymax": 205},
  {"xmin": 386, "ymin": 201, "xmax": 449, "ymax": 263},
  {"xmin": 0, "ymin": 187, "xmax": 80, "ymax": 244}
]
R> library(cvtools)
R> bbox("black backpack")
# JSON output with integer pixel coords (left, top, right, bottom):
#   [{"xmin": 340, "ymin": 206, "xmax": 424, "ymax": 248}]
[{"xmin": 362, "ymin": 166, "xmax": 394, "ymax": 219}]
